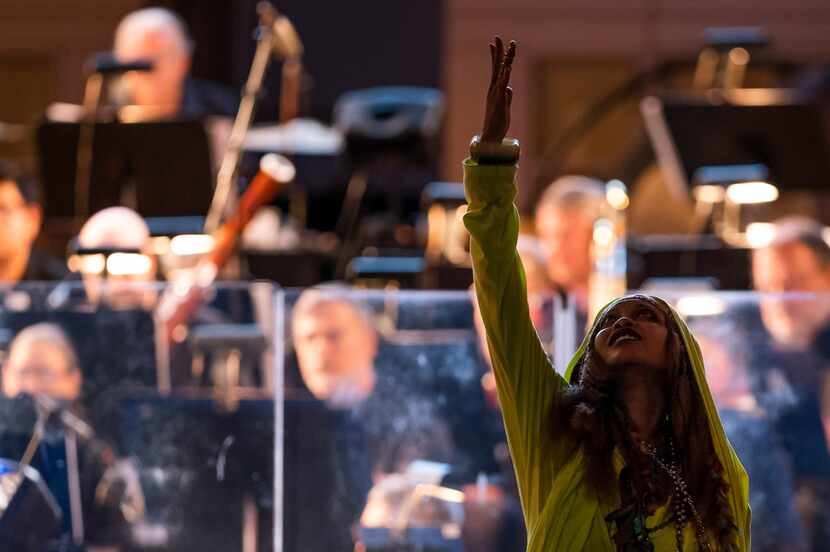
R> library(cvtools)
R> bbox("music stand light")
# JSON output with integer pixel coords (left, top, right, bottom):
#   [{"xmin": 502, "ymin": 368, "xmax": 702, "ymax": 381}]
[{"xmin": 691, "ymin": 163, "xmax": 778, "ymax": 246}]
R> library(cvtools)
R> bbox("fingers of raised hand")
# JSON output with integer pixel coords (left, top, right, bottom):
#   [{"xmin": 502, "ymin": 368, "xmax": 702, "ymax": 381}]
[
  {"xmin": 500, "ymin": 41, "xmax": 516, "ymax": 85},
  {"xmin": 505, "ymin": 40, "xmax": 516, "ymax": 63},
  {"xmin": 489, "ymin": 42, "xmax": 498, "ymax": 84}
]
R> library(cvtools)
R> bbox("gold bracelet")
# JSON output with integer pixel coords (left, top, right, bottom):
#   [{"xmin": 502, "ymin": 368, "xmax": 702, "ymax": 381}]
[{"xmin": 469, "ymin": 135, "xmax": 520, "ymax": 164}]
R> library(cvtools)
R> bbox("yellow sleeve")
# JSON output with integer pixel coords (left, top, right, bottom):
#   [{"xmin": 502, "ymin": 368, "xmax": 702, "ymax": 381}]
[{"xmin": 462, "ymin": 157, "xmax": 567, "ymax": 528}]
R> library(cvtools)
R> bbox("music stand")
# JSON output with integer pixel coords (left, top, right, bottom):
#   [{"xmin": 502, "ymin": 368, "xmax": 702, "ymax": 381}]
[
  {"xmin": 116, "ymin": 393, "xmax": 359, "ymax": 552},
  {"xmin": 36, "ymin": 120, "xmax": 214, "ymax": 219},
  {"xmin": 641, "ymin": 93, "xmax": 830, "ymax": 198},
  {"xmin": 0, "ymin": 458, "xmax": 62, "ymax": 552}
]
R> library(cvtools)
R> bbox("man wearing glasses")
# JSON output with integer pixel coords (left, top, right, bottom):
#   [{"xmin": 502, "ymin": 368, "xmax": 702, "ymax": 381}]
[{"xmin": 69, "ymin": 206, "xmax": 157, "ymax": 310}]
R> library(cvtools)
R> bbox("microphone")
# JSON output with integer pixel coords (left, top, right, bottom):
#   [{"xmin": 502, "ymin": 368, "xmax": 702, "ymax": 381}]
[
  {"xmin": 33, "ymin": 395, "xmax": 94, "ymax": 440},
  {"xmin": 86, "ymin": 52, "xmax": 154, "ymax": 75}
]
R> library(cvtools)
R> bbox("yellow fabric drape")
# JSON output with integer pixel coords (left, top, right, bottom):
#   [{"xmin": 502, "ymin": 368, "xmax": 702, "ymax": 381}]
[{"xmin": 463, "ymin": 158, "xmax": 750, "ymax": 551}]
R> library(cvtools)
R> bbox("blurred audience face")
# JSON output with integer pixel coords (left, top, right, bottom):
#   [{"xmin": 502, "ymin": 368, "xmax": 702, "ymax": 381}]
[
  {"xmin": 753, "ymin": 234, "xmax": 830, "ymax": 347},
  {"xmin": 3, "ymin": 324, "xmax": 81, "ymax": 401},
  {"xmin": 76, "ymin": 207, "xmax": 156, "ymax": 309},
  {"xmin": 292, "ymin": 293, "xmax": 378, "ymax": 407},
  {"xmin": 114, "ymin": 8, "xmax": 191, "ymax": 116},
  {"xmin": 0, "ymin": 178, "xmax": 41, "ymax": 282}
]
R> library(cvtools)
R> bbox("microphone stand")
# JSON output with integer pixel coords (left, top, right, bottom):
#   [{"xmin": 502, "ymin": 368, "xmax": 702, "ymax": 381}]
[
  {"xmin": 73, "ymin": 55, "xmax": 155, "ymax": 220},
  {"xmin": 73, "ymin": 71, "xmax": 105, "ymax": 220},
  {"xmin": 17, "ymin": 396, "xmax": 88, "ymax": 546}
]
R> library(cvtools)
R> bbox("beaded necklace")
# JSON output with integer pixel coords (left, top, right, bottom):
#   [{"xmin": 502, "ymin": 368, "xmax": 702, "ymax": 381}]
[
  {"xmin": 641, "ymin": 439, "xmax": 710, "ymax": 552},
  {"xmin": 605, "ymin": 432, "xmax": 711, "ymax": 552}
]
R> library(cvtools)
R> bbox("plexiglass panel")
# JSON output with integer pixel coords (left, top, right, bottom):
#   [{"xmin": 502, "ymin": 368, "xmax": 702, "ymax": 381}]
[
  {"xmin": 6, "ymin": 283, "xmax": 830, "ymax": 551},
  {"xmin": 282, "ymin": 287, "xmax": 534, "ymax": 552},
  {"xmin": 0, "ymin": 281, "xmax": 279, "ymax": 552},
  {"xmin": 282, "ymin": 287, "xmax": 830, "ymax": 552}
]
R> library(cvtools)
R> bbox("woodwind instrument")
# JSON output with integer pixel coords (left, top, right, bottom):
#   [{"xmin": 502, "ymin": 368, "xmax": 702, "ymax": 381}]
[
  {"xmin": 155, "ymin": 153, "xmax": 295, "ymax": 391},
  {"xmin": 204, "ymin": 2, "xmax": 304, "ymax": 233}
]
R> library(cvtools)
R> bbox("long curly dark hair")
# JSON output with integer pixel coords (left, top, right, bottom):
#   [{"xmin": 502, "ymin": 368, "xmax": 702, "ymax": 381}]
[{"xmin": 550, "ymin": 296, "xmax": 739, "ymax": 550}]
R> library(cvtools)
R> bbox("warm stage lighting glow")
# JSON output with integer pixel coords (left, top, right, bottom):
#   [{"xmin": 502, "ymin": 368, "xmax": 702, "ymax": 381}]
[
  {"xmin": 606, "ymin": 180, "xmax": 629, "ymax": 210},
  {"xmin": 693, "ymin": 184, "xmax": 726, "ymax": 203},
  {"xmin": 676, "ymin": 295, "xmax": 726, "ymax": 317},
  {"xmin": 725, "ymin": 182, "xmax": 779, "ymax": 204},
  {"xmin": 745, "ymin": 222, "xmax": 777, "ymax": 248},
  {"xmin": 106, "ymin": 253, "xmax": 153, "ymax": 276},
  {"xmin": 592, "ymin": 220, "xmax": 615, "ymax": 248},
  {"xmin": 170, "ymin": 234, "xmax": 215, "ymax": 256}
]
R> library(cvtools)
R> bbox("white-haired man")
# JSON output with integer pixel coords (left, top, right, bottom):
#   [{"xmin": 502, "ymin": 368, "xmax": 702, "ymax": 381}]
[
  {"xmin": 533, "ymin": 175, "xmax": 605, "ymax": 314},
  {"xmin": 73, "ymin": 206, "xmax": 157, "ymax": 310},
  {"xmin": 113, "ymin": 7, "xmax": 237, "ymax": 120}
]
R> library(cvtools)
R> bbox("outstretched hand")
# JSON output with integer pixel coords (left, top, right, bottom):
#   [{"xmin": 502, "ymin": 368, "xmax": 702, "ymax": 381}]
[{"xmin": 481, "ymin": 37, "xmax": 516, "ymax": 144}]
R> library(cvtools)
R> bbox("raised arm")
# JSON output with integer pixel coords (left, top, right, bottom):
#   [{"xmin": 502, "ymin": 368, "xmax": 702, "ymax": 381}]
[{"xmin": 462, "ymin": 37, "xmax": 568, "ymax": 528}]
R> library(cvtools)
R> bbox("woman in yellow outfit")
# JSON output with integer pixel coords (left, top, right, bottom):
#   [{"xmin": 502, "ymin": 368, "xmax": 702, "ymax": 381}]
[{"xmin": 464, "ymin": 38, "xmax": 750, "ymax": 551}]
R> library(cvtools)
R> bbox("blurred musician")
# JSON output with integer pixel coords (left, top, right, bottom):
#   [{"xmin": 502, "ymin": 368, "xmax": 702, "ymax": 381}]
[
  {"xmin": 3, "ymin": 323, "xmax": 82, "ymax": 401},
  {"xmin": 68, "ymin": 206, "xmax": 253, "ymax": 390},
  {"xmin": 0, "ymin": 161, "xmax": 66, "ymax": 284},
  {"xmin": 113, "ymin": 7, "xmax": 238, "ymax": 120},
  {"xmin": 533, "ymin": 175, "xmax": 605, "ymax": 321},
  {"xmin": 291, "ymin": 286, "xmax": 461, "ymax": 548},
  {"xmin": 692, "ymin": 320, "xmax": 807, "ymax": 551},
  {"xmin": 749, "ymin": 215, "xmax": 830, "ymax": 549},
  {"xmin": 0, "ymin": 322, "xmax": 143, "ymax": 550},
  {"xmin": 752, "ymin": 216, "xmax": 830, "ymax": 350},
  {"xmin": 291, "ymin": 286, "xmax": 378, "ymax": 408},
  {"xmin": 73, "ymin": 206, "xmax": 157, "ymax": 310},
  {"xmin": 51, "ymin": 207, "xmax": 160, "ymax": 408},
  {"xmin": 291, "ymin": 286, "xmax": 455, "ymax": 472}
]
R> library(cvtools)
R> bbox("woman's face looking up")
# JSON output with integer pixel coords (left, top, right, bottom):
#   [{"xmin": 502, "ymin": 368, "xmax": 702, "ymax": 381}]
[{"xmin": 593, "ymin": 297, "xmax": 671, "ymax": 372}]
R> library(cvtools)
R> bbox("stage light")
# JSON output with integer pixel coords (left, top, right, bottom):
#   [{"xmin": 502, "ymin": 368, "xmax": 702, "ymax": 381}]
[
  {"xmin": 68, "ymin": 253, "xmax": 105, "ymax": 275},
  {"xmin": 170, "ymin": 234, "xmax": 215, "ymax": 256},
  {"xmin": 725, "ymin": 181, "xmax": 779, "ymax": 204},
  {"xmin": 106, "ymin": 253, "xmax": 153, "ymax": 276},
  {"xmin": 676, "ymin": 295, "xmax": 726, "ymax": 317},
  {"xmin": 692, "ymin": 184, "xmax": 725, "ymax": 204},
  {"xmin": 606, "ymin": 180, "xmax": 629, "ymax": 210},
  {"xmin": 745, "ymin": 222, "xmax": 777, "ymax": 248},
  {"xmin": 592, "ymin": 220, "xmax": 615, "ymax": 248}
]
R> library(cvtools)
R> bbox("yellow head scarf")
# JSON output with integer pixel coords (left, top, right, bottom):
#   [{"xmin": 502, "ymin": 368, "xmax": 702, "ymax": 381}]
[{"xmin": 562, "ymin": 295, "xmax": 751, "ymax": 550}]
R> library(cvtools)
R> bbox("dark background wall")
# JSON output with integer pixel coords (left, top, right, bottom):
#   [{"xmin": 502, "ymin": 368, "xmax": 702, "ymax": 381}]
[{"xmin": 155, "ymin": 0, "xmax": 444, "ymax": 123}]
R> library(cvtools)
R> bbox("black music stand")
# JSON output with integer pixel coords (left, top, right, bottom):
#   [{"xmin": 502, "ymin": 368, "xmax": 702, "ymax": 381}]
[
  {"xmin": 0, "ymin": 459, "xmax": 62, "ymax": 552},
  {"xmin": 642, "ymin": 94, "xmax": 830, "ymax": 196},
  {"xmin": 36, "ymin": 120, "xmax": 214, "ymax": 218},
  {"xmin": 116, "ymin": 393, "xmax": 361, "ymax": 552},
  {"xmin": 0, "ymin": 397, "xmax": 69, "ymax": 551}
]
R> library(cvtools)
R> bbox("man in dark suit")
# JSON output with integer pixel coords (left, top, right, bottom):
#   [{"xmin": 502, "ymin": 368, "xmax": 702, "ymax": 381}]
[{"xmin": 0, "ymin": 322, "xmax": 143, "ymax": 551}]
